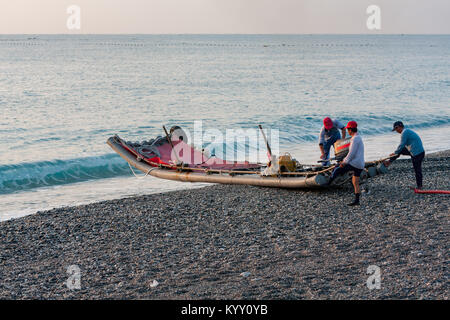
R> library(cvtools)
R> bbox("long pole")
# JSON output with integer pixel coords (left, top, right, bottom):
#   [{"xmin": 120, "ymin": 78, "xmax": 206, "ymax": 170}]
[{"xmin": 258, "ymin": 124, "xmax": 272, "ymax": 161}]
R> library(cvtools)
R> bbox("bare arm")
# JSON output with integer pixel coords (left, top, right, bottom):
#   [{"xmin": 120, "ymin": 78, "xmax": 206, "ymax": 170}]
[
  {"xmin": 319, "ymin": 144, "xmax": 325, "ymax": 157},
  {"xmin": 318, "ymin": 127, "xmax": 326, "ymax": 157}
]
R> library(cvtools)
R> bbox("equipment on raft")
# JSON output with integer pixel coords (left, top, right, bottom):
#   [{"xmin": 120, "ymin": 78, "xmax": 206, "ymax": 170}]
[
  {"xmin": 317, "ymin": 138, "xmax": 351, "ymax": 164},
  {"xmin": 107, "ymin": 126, "xmax": 391, "ymax": 189},
  {"xmin": 334, "ymin": 137, "xmax": 351, "ymax": 160},
  {"xmin": 278, "ymin": 153, "xmax": 297, "ymax": 172},
  {"xmin": 258, "ymin": 124, "xmax": 273, "ymax": 160}
]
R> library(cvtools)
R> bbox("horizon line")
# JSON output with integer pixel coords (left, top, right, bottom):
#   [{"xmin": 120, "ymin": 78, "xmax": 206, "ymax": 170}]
[{"xmin": 1, "ymin": 33, "xmax": 449, "ymax": 36}]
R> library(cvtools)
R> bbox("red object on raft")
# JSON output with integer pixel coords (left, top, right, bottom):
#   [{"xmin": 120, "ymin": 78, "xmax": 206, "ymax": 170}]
[
  {"xmin": 414, "ymin": 189, "xmax": 450, "ymax": 194},
  {"xmin": 118, "ymin": 136, "xmax": 261, "ymax": 171}
]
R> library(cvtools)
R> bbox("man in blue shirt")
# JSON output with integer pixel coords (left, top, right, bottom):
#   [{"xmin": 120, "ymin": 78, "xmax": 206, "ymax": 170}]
[
  {"xmin": 318, "ymin": 117, "xmax": 346, "ymax": 166},
  {"xmin": 384, "ymin": 121, "xmax": 425, "ymax": 189}
]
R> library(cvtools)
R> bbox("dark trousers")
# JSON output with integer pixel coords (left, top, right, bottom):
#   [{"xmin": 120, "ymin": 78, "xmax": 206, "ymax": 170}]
[
  {"xmin": 330, "ymin": 163, "xmax": 363, "ymax": 179},
  {"xmin": 321, "ymin": 131, "xmax": 341, "ymax": 165},
  {"xmin": 390, "ymin": 148, "xmax": 425, "ymax": 188}
]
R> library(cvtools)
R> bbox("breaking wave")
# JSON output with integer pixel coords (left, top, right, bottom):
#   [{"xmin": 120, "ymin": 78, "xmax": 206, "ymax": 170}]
[{"xmin": 0, "ymin": 154, "xmax": 131, "ymax": 195}]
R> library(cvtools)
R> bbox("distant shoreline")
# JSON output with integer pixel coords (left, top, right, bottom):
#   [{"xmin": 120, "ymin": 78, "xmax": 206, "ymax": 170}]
[{"xmin": 1, "ymin": 33, "xmax": 450, "ymax": 36}]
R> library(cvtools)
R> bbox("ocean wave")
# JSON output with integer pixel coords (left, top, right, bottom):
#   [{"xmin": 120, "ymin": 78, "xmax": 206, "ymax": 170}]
[
  {"xmin": 0, "ymin": 154, "xmax": 130, "ymax": 195},
  {"xmin": 270, "ymin": 115, "xmax": 450, "ymax": 143},
  {"xmin": 2, "ymin": 114, "xmax": 449, "ymax": 195}
]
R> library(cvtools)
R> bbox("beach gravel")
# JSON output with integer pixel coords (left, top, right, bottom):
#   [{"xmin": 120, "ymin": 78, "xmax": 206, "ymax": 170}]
[{"xmin": 0, "ymin": 151, "xmax": 449, "ymax": 299}]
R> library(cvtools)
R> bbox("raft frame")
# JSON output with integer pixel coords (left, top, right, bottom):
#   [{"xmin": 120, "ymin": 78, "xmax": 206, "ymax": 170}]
[{"xmin": 107, "ymin": 135, "xmax": 389, "ymax": 189}]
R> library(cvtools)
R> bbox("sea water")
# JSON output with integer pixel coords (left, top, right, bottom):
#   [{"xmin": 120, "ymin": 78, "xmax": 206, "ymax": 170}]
[{"xmin": 1, "ymin": 35, "xmax": 449, "ymax": 220}]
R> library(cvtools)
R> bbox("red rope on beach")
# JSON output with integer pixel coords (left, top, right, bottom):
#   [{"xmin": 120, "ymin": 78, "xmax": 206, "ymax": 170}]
[{"xmin": 414, "ymin": 189, "xmax": 450, "ymax": 194}]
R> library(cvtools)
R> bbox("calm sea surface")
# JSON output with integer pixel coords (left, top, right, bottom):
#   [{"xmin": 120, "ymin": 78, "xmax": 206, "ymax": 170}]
[{"xmin": 1, "ymin": 35, "xmax": 449, "ymax": 220}]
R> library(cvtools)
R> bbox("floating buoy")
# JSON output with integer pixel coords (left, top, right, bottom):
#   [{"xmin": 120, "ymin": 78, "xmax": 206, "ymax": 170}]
[{"xmin": 367, "ymin": 166, "xmax": 378, "ymax": 177}]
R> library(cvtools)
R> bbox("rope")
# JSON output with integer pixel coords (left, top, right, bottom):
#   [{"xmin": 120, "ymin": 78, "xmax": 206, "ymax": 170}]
[
  {"xmin": 128, "ymin": 162, "xmax": 156, "ymax": 179},
  {"xmin": 365, "ymin": 156, "xmax": 392, "ymax": 165}
]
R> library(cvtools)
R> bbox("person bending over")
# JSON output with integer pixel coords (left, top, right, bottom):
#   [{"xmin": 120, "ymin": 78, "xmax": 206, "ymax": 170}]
[
  {"xmin": 384, "ymin": 121, "xmax": 425, "ymax": 190},
  {"xmin": 319, "ymin": 117, "xmax": 346, "ymax": 166}
]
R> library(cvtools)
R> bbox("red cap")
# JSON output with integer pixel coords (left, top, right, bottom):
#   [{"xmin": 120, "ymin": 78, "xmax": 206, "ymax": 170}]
[
  {"xmin": 346, "ymin": 121, "xmax": 358, "ymax": 129},
  {"xmin": 323, "ymin": 117, "xmax": 333, "ymax": 130}
]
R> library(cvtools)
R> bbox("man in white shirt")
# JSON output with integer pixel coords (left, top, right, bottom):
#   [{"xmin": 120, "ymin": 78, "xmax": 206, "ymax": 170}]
[{"xmin": 328, "ymin": 121, "xmax": 365, "ymax": 206}]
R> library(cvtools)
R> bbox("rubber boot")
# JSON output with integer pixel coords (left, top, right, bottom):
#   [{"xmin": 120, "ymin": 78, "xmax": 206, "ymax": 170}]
[{"xmin": 347, "ymin": 193, "xmax": 360, "ymax": 206}]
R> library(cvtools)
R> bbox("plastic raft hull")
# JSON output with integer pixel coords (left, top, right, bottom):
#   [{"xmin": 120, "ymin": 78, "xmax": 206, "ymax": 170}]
[{"xmin": 107, "ymin": 137, "xmax": 329, "ymax": 188}]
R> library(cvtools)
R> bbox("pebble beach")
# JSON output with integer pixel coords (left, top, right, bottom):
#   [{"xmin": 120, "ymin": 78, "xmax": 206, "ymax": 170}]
[{"xmin": 0, "ymin": 151, "xmax": 449, "ymax": 299}]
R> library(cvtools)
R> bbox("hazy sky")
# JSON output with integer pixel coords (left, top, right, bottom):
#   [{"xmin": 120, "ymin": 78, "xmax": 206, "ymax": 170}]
[{"xmin": 1, "ymin": 0, "xmax": 449, "ymax": 34}]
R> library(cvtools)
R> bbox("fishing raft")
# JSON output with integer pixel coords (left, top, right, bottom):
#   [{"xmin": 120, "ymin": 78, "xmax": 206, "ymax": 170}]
[{"xmin": 107, "ymin": 126, "xmax": 389, "ymax": 189}]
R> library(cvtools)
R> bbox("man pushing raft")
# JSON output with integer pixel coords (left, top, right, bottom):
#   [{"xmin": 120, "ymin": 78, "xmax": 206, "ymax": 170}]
[
  {"xmin": 384, "ymin": 121, "xmax": 425, "ymax": 190},
  {"xmin": 327, "ymin": 121, "xmax": 365, "ymax": 206}
]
